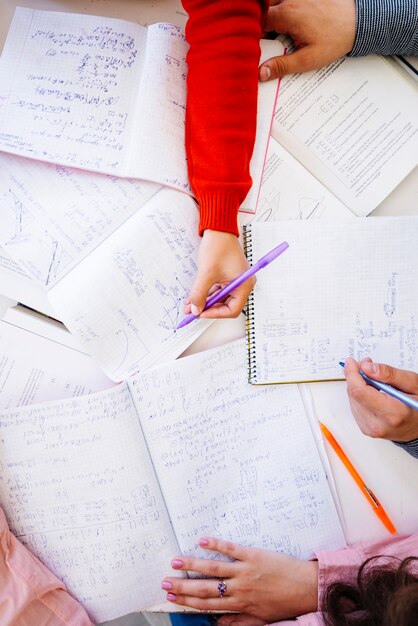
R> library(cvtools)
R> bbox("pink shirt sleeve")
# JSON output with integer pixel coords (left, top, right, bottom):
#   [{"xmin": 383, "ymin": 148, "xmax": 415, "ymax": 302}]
[
  {"xmin": 0, "ymin": 507, "xmax": 93, "ymax": 626},
  {"xmin": 269, "ymin": 534, "xmax": 418, "ymax": 626},
  {"xmin": 314, "ymin": 533, "xmax": 418, "ymax": 610}
]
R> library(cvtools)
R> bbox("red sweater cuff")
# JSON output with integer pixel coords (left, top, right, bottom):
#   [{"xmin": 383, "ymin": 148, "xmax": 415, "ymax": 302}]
[{"xmin": 197, "ymin": 187, "xmax": 242, "ymax": 237}]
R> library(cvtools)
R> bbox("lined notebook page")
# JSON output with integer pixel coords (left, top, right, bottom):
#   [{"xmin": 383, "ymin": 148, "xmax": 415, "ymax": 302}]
[
  {"xmin": 131, "ymin": 339, "xmax": 345, "ymax": 560},
  {"xmin": 0, "ymin": 386, "xmax": 179, "ymax": 622},
  {"xmin": 48, "ymin": 187, "xmax": 212, "ymax": 381},
  {"xmin": 245, "ymin": 217, "xmax": 418, "ymax": 384}
]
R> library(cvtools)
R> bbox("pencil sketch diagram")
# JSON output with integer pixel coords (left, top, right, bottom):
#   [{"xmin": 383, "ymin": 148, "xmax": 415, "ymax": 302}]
[
  {"xmin": 256, "ymin": 189, "xmax": 325, "ymax": 222},
  {"xmin": 111, "ymin": 317, "xmax": 149, "ymax": 380},
  {"xmin": 157, "ymin": 276, "xmax": 190, "ymax": 335},
  {"xmin": 3, "ymin": 188, "xmax": 34, "ymax": 246},
  {"xmin": 45, "ymin": 237, "xmax": 68, "ymax": 286}
]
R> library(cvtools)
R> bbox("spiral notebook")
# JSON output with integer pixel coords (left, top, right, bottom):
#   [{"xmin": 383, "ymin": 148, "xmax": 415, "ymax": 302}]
[{"xmin": 244, "ymin": 217, "xmax": 418, "ymax": 385}]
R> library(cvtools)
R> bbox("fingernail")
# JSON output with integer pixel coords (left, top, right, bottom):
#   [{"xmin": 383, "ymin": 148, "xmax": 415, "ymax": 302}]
[
  {"xmin": 199, "ymin": 537, "xmax": 209, "ymax": 546},
  {"xmin": 162, "ymin": 581, "xmax": 172, "ymax": 590},
  {"xmin": 259, "ymin": 65, "xmax": 271, "ymax": 81},
  {"xmin": 167, "ymin": 593, "xmax": 177, "ymax": 602},
  {"xmin": 171, "ymin": 559, "xmax": 184, "ymax": 569},
  {"xmin": 362, "ymin": 361, "xmax": 379, "ymax": 375},
  {"xmin": 191, "ymin": 304, "xmax": 200, "ymax": 317}
]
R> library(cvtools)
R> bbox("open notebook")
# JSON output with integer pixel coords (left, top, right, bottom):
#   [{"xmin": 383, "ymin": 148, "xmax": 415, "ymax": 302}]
[
  {"xmin": 244, "ymin": 216, "xmax": 418, "ymax": 384},
  {"xmin": 0, "ymin": 339, "xmax": 345, "ymax": 622},
  {"xmin": 0, "ymin": 7, "xmax": 278, "ymax": 212}
]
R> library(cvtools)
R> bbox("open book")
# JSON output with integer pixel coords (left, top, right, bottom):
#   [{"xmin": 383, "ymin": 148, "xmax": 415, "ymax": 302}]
[
  {"xmin": 244, "ymin": 216, "xmax": 418, "ymax": 384},
  {"xmin": 270, "ymin": 39, "xmax": 418, "ymax": 215},
  {"xmin": 0, "ymin": 7, "xmax": 278, "ymax": 212},
  {"xmin": 0, "ymin": 339, "xmax": 345, "ymax": 622}
]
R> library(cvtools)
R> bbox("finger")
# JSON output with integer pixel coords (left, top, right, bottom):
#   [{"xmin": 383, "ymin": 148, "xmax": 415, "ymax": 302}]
[
  {"xmin": 259, "ymin": 46, "xmax": 320, "ymax": 80},
  {"xmin": 344, "ymin": 357, "xmax": 367, "ymax": 393},
  {"xmin": 170, "ymin": 555, "xmax": 237, "ymax": 578},
  {"xmin": 199, "ymin": 281, "xmax": 254, "ymax": 319},
  {"xmin": 162, "ymin": 576, "xmax": 233, "ymax": 599},
  {"xmin": 166, "ymin": 592, "xmax": 237, "ymax": 612},
  {"xmin": 198, "ymin": 536, "xmax": 249, "ymax": 561},
  {"xmin": 198, "ymin": 295, "xmax": 244, "ymax": 319},
  {"xmin": 361, "ymin": 360, "xmax": 418, "ymax": 396},
  {"xmin": 188, "ymin": 273, "xmax": 214, "ymax": 316}
]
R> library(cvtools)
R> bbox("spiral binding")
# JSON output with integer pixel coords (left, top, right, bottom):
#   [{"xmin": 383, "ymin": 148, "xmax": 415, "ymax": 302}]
[{"xmin": 243, "ymin": 224, "xmax": 258, "ymax": 385}]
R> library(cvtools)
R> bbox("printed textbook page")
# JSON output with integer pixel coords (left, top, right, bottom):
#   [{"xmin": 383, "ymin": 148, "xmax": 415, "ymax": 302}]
[{"xmin": 271, "ymin": 46, "xmax": 418, "ymax": 215}]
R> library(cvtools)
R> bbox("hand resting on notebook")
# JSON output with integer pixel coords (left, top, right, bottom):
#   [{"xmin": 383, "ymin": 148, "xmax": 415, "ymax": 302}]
[
  {"xmin": 259, "ymin": 0, "xmax": 418, "ymax": 80},
  {"xmin": 163, "ymin": 534, "xmax": 418, "ymax": 624},
  {"xmin": 344, "ymin": 357, "xmax": 418, "ymax": 442},
  {"xmin": 163, "ymin": 536, "xmax": 318, "ymax": 620},
  {"xmin": 259, "ymin": 0, "xmax": 356, "ymax": 79}
]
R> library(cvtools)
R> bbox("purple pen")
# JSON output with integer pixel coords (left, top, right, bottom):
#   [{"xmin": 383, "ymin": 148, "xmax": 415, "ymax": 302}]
[{"xmin": 177, "ymin": 240, "xmax": 289, "ymax": 330}]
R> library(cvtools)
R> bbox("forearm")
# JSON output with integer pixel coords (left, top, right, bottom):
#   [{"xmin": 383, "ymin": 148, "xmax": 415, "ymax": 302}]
[
  {"xmin": 181, "ymin": 0, "xmax": 268, "ymax": 236},
  {"xmin": 350, "ymin": 0, "xmax": 418, "ymax": 56}
]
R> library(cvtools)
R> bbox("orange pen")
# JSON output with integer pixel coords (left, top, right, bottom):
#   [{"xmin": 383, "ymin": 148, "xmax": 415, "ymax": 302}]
[{"xmin": 319, "ymin": 421, "xmax": 397, "ymax": 535}]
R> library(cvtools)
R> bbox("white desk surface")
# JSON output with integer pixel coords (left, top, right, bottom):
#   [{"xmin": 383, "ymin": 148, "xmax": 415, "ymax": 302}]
[{"xmin": 0, "ymin": 0, "xmax": 417, "ymax": 616}]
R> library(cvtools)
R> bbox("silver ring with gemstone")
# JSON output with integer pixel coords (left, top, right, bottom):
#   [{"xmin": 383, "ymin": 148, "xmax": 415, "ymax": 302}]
[{"xmin": 217, "ymin": 580, "xmax": 227, "ymax": 597}]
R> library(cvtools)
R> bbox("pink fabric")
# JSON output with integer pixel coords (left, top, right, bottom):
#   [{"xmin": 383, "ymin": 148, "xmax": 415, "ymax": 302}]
[
  {"xmin": 272, "ymin": 533, "xmax": 418, "ymax": 625},
  {"xmin": 0, "ymin": 507, "xmax": 93, "ymax": 626}
]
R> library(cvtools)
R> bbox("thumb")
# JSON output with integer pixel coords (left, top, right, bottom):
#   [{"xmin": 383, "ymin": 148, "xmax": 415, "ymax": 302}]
[
  {"xmin": 361, "ymin": 360, "xmax": 418, "ymax": 395},
  {"xmin": 259, "ymin": 46, "xmax": 316, "ymax": 80},
  {"xmin": 188, "ymin": 273, "xmax": 212, "ymax": 316}
]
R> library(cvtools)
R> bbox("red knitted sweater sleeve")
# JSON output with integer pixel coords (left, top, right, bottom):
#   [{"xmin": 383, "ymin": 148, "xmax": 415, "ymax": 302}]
[{"xmin": 181, "ymin": 0, "xmax": 268, "ymax": 236}]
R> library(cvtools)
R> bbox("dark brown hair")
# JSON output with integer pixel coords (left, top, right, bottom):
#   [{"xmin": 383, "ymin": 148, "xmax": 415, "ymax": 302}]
[{"xmin": 322, "ymin": 555, "xmax": 418, "ymax": 625}]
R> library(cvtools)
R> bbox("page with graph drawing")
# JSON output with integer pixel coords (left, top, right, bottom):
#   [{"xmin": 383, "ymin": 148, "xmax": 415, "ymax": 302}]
[
  {"xmin": 245, "ymin": 216, "xmax": 418, "ymax": 384},
  {"xmin": 48, "ymin": 187, "xmax": 213, "ymax": 381},
  {"xmin": 0, "ymin": 153, "xmax": 162, "ymax": 288},
  {"xmin": 249, "ymin": 136, "xmax": 354, "ymax": 224}
]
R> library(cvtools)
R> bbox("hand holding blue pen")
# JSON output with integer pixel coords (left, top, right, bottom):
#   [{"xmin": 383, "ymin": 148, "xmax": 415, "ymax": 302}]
[
  {"xmin": 340, "ymin": 360, "xmax": 418, "ymax": 412},
  {"xmin": 177, "ymin": 241, "xmax": 289, "ymax": 329},
  {"xmin": 340, "ymin": 358, "xmax": 418, "ymax": 444}
]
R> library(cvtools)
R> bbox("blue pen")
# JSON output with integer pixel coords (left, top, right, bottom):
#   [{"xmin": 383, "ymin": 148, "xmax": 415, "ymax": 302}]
[{"xmin": 339, "ymin": 361, "xmax": 418, "ymax": 411}]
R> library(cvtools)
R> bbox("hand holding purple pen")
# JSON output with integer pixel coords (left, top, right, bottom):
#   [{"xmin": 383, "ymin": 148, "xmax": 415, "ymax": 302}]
[{"xmin": 177, "ymin": 241, "xmax": 289, "ymax": 329}]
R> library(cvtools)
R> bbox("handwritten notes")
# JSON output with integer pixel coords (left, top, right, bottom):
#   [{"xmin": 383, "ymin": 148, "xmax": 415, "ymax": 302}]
[
  {"xmin": 0, "ymin": 385, "xmax": 179, "ymax": 622},
  {"xmin": 0, "ymin": 8, "xmax": 277, "ymax": 211},
  {"xmin": 0, "ymin": 338, "xmax": 344, "ymax": 620},
  {"xmin": 48, "ymin": 187, "xmax": 212, "ymax": 380},
  {"xmin": 0, "ymin": 9, "xmax": 191, "ymax": 192},
  {"xmin": 131, "ymin": 339, "xmax": 345, "ymax": 560},
  {"xmin": 0, "ymin": 9, "xmax": 148, "ymax": 174},
  {"xmin": 245, "ymin": 217, "xmax": 418, "ymax": 384},
  {"xmin": 0, "ymin": 153, "xmax": 160, "ymax": 286}
]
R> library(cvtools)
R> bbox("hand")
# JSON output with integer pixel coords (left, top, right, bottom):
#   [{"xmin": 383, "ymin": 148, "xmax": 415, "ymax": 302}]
[
  {"xmin": 344, "ymin": 357, "xmax": 418, "ymax": 442},
  {"xmin": 259, "ymin": 0, "xmax": 356, "ymax": 80},
  {"xmin": 185, "ymin": 230, "xmax": 254, "ymax": 319},
  {"xmin": 162, "ymin": 537, "xmax": 318, "ymax": 620}
]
